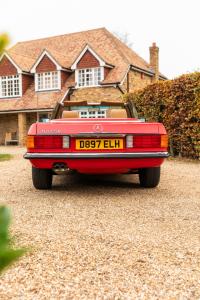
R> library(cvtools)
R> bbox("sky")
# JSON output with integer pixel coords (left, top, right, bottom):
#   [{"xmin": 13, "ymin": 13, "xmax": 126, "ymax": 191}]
[{"xmin": 0, "ymin": 0, "xmax": 199, "ymax": 79}]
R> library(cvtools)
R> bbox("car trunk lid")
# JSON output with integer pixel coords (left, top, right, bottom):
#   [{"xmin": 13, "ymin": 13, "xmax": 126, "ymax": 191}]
[{"xmin": 36, "ymin": 118, "xmax": 160, "ymax": 135}]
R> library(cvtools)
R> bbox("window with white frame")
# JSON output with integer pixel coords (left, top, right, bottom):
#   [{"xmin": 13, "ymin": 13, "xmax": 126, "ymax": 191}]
[
  {"xmin": 36, "ymin": 71, "xmax": 60, "ymax": 91},
  {"xmin": 79, "ymin": 109, "xmax": 106, "ymax": 118},
  {"xmin": 0, "ymin": 75, "xmax": 21, "ymax": 98},
  {"xmin": 77, "ymin": 67, "xmax": 103, "ymax": 87}
]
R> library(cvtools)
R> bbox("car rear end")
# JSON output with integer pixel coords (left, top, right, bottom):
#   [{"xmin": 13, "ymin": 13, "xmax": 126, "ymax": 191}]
[{"xmin": 24, "ymin": 116, "xmax": 169, "ymax": 189}]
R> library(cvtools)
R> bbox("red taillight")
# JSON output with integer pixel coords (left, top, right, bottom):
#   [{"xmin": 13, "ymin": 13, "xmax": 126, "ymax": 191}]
[
  {"xmin": 133, "ymin": 135, "xmax": 161, "ymax": 148},
  {"xmin": 34, "ymin": 136, "xmax": 63, "ymax": 149}
]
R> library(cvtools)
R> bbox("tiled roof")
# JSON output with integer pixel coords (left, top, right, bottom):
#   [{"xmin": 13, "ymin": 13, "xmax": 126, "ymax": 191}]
[
  {"xmin": 7, "ymin": 28, "xmax": 162, "ymax": 79},
  {"xmin": 6, "ymin": 52, "xmax": 36, "ymax": 73},
  {"xmin": 0, "ymin": 28, "xmax": 166, "ymax": 112}
]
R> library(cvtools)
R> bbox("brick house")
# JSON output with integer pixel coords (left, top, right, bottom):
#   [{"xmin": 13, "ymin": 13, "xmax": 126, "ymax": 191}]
[{"xmin": 0, "ymin": 28, "xmax": 166, "ymax": 145}]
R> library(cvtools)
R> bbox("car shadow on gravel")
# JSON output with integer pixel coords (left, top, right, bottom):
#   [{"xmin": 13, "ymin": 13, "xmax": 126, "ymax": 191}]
[{"xmin": 52, "ymin": 173, "xmax": 141, "ymax": 191}]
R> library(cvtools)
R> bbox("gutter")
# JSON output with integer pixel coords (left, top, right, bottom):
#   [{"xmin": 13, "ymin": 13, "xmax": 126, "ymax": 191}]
[
  {"xmin": 101, "ymin": 65, "xmax": 167, "ymax": 88},
  {"xmin": 61, "ymin": 67, "xmax": 73, "ymax": 73},
  {"xmin": 131, "ymin": 65, "xmax": 154, "ymax": 77},
  {"xmin": 0, "ymin": 108, "xmax": 53, "ymax": 114},
  {"xmin": 100, "ymin": 82, "xmax": 121, "ymax": 86},
  {"xmin": 130, "ymin": 64, "xmax": 167, "ymax": 80}
]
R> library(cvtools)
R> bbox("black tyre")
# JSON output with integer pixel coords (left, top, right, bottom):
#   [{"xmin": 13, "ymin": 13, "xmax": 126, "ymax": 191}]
[
  {"xmin": 32, "ymin": 167, "xmax": 52, "ymax": 190},
  {"xmin": 139, "ymin": 167, "xmax": 160, "ymax": 188}
]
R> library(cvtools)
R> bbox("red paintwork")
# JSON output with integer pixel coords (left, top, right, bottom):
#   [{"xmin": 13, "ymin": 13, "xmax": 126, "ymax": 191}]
[
  {"xmin": 26, "ymin": 118, "xmax": 168, "ymax": 174},
  {"xmin": 30, "ymin": 158, "xmax": 164, "ymax": 174},
  {"xmin": 30, "ymin": 118, "xmax": 166, "ymax": 135}
]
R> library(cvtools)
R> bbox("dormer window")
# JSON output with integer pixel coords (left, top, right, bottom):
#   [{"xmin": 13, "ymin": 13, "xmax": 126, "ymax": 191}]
[
  {"xmin": 71, "ymin": 45, "xmax": 111, "ymax": 88},
  {"xmin": 76, "ymin": 67, "xmax": 103, "ymax": 88},
  {"xmin": 35, "ymin": 71, "xmax": 60, "ymax": 91},
  {"xmin": 0, "ymin": 74, "xmax": 21, "ymax": 98}
]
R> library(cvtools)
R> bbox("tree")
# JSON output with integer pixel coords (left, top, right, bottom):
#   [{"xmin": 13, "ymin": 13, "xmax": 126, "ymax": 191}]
[
  {"xmin": 113, "ymin": 31, "xmax": 133, "ymax": 48},
  {"xmin": 0, "ymin": 33, "xmax": 9, "ymax": 54}
]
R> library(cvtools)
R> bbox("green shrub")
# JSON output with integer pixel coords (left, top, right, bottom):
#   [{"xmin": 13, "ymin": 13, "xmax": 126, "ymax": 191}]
[
  {"xmin": 0, "ymin": 206, "xmax": 26, "ymax": 274},
  {"xmin": 0, "ymin": 35, "xmax": 26, "ymax": 274},
  {"xmin": 125, "ymin": 72, "xmax": 200, "ymax": 159}
]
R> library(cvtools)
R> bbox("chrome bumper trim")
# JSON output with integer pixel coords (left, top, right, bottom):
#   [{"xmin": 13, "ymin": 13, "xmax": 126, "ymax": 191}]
[
  {"xmin": 24, "ymin": 152, "xmax": 169, "ymax": 159},
  {"xmin": 70, "ymin": 133, "xmax": 126, "ymax": 138}
]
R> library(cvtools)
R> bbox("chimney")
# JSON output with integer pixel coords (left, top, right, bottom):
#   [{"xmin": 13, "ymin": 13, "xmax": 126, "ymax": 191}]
[{"xmin": 149, "ymin": 42, "xmax": 159, "ymax": 82}]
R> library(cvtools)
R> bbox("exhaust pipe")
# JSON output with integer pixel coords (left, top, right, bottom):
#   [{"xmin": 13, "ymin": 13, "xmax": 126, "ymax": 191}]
[{"xmin": 52, "ymin": 163, "xmax": 71, "ymax": 175}]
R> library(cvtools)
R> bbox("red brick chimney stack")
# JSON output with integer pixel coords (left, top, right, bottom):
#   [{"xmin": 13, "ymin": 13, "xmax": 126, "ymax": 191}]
[{"xmin": 149, "ymin": 42, "xmax": 159, "ymax": 82}]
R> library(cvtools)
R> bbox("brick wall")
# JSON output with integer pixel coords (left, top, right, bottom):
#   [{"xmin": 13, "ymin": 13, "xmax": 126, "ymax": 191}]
[
  {"xmin": 149, "ymin": 43, "xmax": 159, "ymax": 82},
  {"xmin": 77, "ymin": 50, "xmax": 100, "ymax": 69},
  {"xmin": 36, "ymin": 55, "xmax": 57, "ymax": 72},
  {"xmin": 18, "ymin": 113, "xmax": 27, "ymax": 145},
  {"xmin": 61, "ymin": 71, "xmax": 70, "ymax": 87},
  {"xmin": 26, "ymin": 112, "xmax": 37, "ymax": 130},
  {"xmin": 121, "ymin": 70, "xmax": 152, "ymax": 93},
  {"xmin": 0, "ymin": 56, "xmax": 17, "ymax": 76},
  {"xmin": 22, "ymin": 75, "xmax": 33, "ymax": 94},
  {"xmin": 129, "ymin": 70, "xmax": 152, "ymax": 92},
  {"xmin": 70, "ymin": 86, "xmax": 123, "ymax": 102},
  {"xmin": 0, "ymin": 112, "xmax": 37, "ymax": 145},
  {"xmin": 104, "ymin": 67, "xmax": 111, "ymax": 79},
  {"xmin": 0, "ymin": 113, "xmax": 18, "ymax": 144},
  {"xmin": 70, "ymin": 70, "xmax": 152, "ymax": 103}
]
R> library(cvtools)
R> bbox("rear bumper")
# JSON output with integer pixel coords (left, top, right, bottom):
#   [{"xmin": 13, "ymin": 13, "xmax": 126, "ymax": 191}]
[{"xmin": 24, "ymin": 152, "xmax": 169, "ymax": 159}]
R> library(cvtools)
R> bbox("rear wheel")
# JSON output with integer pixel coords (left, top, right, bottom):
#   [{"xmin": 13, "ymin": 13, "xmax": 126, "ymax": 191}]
[
  {"xmin": 139, "ymin": 167, "xmax": 160, "ymax": 188},
  {"xmin": 32, "ymin": 167, "xmax": 52, "ymax": 190}
]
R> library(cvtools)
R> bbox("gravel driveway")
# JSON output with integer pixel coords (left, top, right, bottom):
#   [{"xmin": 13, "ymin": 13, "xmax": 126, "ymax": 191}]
[{"xmin": 0, "ymin": 146, "xmax": 200, "ymax": 299}]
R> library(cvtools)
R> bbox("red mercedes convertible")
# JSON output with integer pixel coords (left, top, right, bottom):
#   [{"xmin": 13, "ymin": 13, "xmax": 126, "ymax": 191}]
[{"xmin": 24, "ymin": 100, "xmax": 169, "ymax": 189}]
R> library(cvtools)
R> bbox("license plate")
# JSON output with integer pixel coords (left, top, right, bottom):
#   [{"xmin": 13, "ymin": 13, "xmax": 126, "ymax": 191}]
[{"xmin": 76, "ymin": 139, "xmax": 123, "ymax": 150}]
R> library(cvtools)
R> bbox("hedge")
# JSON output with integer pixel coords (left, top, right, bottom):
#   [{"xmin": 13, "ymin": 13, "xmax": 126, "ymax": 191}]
[{"xmin": 125, "ymin": 72, "xmax": 200, "ymax": 159}]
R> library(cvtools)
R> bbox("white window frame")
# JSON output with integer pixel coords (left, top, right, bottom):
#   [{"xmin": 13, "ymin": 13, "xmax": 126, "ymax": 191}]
[
  {"xmin": 78, "ymin": 109, "xmax": 107, "ymax": 119},
  {"xmin": 75, "ymin": 67, "xmax": 104, "ymax": 88},
  {"xmin": 0, "ymin": 74, "xmax": 22, "ymax": 98},
  {"xmin": 35, "ymin": 71, "xmax": 61, "ymax": 91}
]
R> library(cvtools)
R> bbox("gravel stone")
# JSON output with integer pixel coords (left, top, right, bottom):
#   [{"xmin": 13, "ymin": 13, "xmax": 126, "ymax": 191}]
[{"xmin": 0, "ymin": 146, "xmax": 200, "ymax": 299}]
